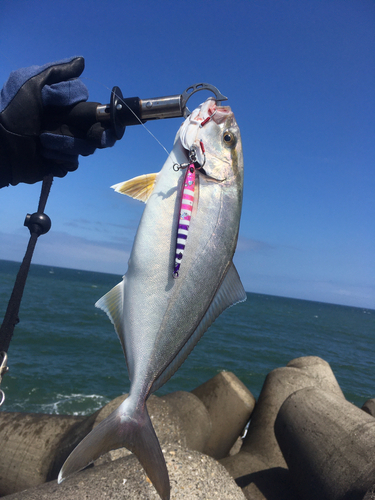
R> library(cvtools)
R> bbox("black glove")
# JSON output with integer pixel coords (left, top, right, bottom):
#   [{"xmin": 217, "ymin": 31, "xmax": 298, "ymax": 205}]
[{"xmin": 0, "ymin": 56, "xmax": 116, "ymax": 188}]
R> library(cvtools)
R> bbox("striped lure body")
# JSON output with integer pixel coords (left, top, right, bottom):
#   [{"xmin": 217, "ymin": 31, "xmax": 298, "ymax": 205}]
[{"xmin": 173, "ymin": 165, "xmax": 196, "ymax": 278}]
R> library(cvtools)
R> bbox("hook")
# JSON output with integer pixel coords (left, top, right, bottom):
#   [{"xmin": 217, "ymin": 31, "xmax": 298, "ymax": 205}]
[
  {"xmin": 181, "ymin": 83, "xmax": 228, "ymax": 117},
  {"xmin": 0, "ymin": 351, "xmax": 9, "ymax": 407}
]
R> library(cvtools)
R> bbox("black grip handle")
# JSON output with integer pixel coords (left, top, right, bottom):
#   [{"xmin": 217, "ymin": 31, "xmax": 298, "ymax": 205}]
[
  {"xmin": 62, "ymin": 87, "xmax": 141, "ymax": 141},
  {"xmin": 64, "ymin": 101, "xmax": 101, "ymax": 131}
]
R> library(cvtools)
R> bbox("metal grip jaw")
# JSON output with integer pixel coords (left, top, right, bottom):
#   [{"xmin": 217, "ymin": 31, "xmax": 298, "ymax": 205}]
[
  {"xmin": 181, "ymin": 83, "xmax": 228, "ymax": 117},
  {"xmin": 139, "ymin": 82, "xmax": 228, "ymax": 120}
]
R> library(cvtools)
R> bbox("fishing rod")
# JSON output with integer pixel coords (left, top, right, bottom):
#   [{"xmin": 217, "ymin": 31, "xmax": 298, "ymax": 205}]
[{"xmin": 63, "ymin": 82, "xmax": 228, "ymax": 139}]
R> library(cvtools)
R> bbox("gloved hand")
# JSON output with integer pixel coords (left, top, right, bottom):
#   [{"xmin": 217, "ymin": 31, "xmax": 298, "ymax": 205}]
[{"xmin": 0, "ymin": 56, "xmax": 117, "ymax": 188}]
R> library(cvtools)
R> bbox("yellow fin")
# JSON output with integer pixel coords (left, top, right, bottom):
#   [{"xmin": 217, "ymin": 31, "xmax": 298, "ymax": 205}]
[{"xmin": 111, "ymin": 173, "xmax": 158, "ymax": 203}]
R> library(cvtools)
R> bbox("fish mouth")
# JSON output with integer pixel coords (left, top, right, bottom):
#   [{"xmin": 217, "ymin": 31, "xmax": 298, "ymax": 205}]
[
  {"xmin": 182, "ymin": 99, "xmax": 232, "ymax": 130},
  {"xmin": 210, "ymin": 104, "xmax": 232, "ymax": 125},
  {"xmin": 197, "ymin": 167, "xmax": 226, "ymax": 183},
  {"xmin": 179, "ymin": 99, "xmax": 234, "ymax": 181}
]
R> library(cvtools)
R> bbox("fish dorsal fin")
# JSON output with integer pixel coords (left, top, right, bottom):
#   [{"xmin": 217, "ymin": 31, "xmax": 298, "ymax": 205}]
[
  {"xmin": 111, "ymin": 173, "xmax": 158, "ymax": 203},
  {"xmin": 151, "ymin": 262, "xmax": 247, "ymax": 393},
  {"xmin": 95, "ymin": 281, "xmax": 124, "ymax": 348}
]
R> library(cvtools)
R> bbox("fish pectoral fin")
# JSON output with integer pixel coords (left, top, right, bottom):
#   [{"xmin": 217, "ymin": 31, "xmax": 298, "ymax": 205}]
[
  {"xmin": 58, "ymin": 397, "xmax": 170, "ymax": 500},
  {"xmin": 152, "ymin": 262, "xmax": 247, "ymax": 393},
  {"xmin": 111, "ymin": 173, "xmax": 158, "ymax": 203}
]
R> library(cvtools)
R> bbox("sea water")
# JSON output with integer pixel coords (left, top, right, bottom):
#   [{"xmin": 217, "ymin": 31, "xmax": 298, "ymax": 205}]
[{"xmin": 0, "ymin": 259, "xmax": 374, "ymax": 415}]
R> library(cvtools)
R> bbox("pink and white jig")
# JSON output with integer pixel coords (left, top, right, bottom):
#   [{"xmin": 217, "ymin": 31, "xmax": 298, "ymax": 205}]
[{"xmin": 173, "ymin": 141, "xmax": 205, "ymax": 278}]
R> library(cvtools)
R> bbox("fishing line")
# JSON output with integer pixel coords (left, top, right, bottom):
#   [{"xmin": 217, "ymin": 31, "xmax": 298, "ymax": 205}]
[{"xmin": 81, "ymin": 77, "xmax": 171, "ymax": 157}]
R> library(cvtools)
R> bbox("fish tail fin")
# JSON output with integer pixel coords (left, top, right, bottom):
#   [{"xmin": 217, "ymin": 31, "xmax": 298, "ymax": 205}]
[{"xmin": 58, "ymin": 396, "xmax": 170, "ymax": 500}]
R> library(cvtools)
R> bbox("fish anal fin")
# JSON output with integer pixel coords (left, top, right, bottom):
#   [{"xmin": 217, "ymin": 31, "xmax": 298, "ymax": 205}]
[
  {"xmin": 211, "ymin": 261, "xmax": 247, "ymax": 310},
  {"xmin": 111, "ymin": 173, "xmax": 158, "ymax": 203},
  {"xmin": 152, "ymin": 262, "xmax": 246, "ymax": 392}
]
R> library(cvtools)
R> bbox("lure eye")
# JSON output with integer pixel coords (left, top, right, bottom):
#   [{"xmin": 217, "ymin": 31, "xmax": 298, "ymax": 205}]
[{"xmin": 223, "ymin": 131, "xmax": 236, "ymax": 148}]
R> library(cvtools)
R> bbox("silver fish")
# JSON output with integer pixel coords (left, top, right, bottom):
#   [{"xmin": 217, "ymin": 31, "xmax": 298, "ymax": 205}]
[{"xmin": 58, "ymin": 99, "xmax": 246, "ymax": 500}]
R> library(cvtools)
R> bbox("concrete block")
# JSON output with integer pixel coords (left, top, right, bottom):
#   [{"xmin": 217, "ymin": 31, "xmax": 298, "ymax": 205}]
[
  {"xmin": 220, "ymin": 451, "xmax": 300, "ymax": 500},
  {"xmin": 192, "ymin": 371, "xmax": 255, "ymax": 459},
  {"xmin": 364, "ymin": 484, "xmax": 375, "ymax": 500},
  {"xmin": 158, "ymin": 391, "xmax": 212, "ymax": 452},
  {"xmin": 92, "ymin": 391, "xmax": 211, "ymax": 452},
  {"xmin": 220, "ymin": 356, "xmax": 343, "ymax": 500},
  {"xmin": 94, "ymin": 391, "xmax": 212, "ymax": 467},
  {"xmin": 241, "ymin": 356, "xmax": 344, "ymax": 467},
  {"xmin": 275, "ymin": 386, "xmax": 375, "ymax": 500},
  {"xmin": 362, "ymin": 398, "xmax": 375, "ymax": 417},
  {"xmin": 0, "ymin": 411, "xmax": 95, "ymax": 496},
  {"xmin": 0, "ymin": 391, "xmax": 211, "ymax": 495},
  {"xmin": 2, "ymin": 444, "xmax": 247, "ymax": 500}
]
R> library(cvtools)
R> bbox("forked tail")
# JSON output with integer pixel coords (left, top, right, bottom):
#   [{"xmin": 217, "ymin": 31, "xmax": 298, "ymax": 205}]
[{"xmin": 58, "ymin": 395, "xmax": 170, "ymax": 500}]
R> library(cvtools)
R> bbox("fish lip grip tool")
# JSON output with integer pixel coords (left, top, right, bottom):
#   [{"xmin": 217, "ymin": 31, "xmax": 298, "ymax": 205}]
[{"xmin": 65, "ymin": 83, "xmax": 228, "ymax": 140}]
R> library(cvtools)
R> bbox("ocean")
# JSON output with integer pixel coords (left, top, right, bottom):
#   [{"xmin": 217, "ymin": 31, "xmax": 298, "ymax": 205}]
[{"xmin": 0, "ymin": 259, "xmax": 374, "ymax": 415}]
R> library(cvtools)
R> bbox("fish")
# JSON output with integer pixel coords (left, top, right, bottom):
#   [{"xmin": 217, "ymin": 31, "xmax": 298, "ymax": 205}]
[{"xmin": 58, "ymin": 98, "xmax": 246, "ymax": 500}]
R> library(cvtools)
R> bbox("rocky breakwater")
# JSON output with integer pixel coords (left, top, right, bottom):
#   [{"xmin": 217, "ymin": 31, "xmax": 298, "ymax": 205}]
[{"xmin": 0, "ymin": 356, "xmax": 374, "ymax": 499}]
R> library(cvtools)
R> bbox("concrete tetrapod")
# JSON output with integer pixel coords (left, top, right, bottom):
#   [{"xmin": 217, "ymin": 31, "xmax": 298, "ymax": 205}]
[
  {"xmin": 220, "ymin": 356, "xmax": 345, "ymax": 500},
  {"xmin": 0, "ymin": 391, "xmax": 211, "ymax": 496},
  {"xmin": 275, "ymin": 386, "xmax": 375, "ymax": 500},
  {"xmin": 364, "ymin": 484, "xmax": 375, "ymax": 500},
  {"xmin": 191, "ymin": 371, "xmax": 256, "ymax": 459},
  {"xmin": 0, "ymin": 412, "xmax": 96, "ymax": 496},
  {"xmin": 1, "ymin": 444, "xmax": 247, "ymax": 500},
  {"xmin": 93, "ymin": 391, "xmax": 212, "ymax": 465},
  {"xmin": 362, "ymin": 399, "xmax": 375, "ymax": 417}
]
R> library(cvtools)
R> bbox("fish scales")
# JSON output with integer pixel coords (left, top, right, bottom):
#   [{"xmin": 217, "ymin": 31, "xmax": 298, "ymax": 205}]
[{"xmin": 58, "ymin": 99, "xmax": 245, "ymax": 500}]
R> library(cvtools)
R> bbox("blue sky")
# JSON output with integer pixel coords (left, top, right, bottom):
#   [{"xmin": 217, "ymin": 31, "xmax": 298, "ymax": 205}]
[{"xmin": 0, "ymin": 0, "xmax": 374, "ymax": 309}]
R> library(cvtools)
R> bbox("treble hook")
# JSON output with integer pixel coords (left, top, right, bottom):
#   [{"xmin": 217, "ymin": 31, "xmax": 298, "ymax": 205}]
[{"xmin": 0, "ymin": 351, "xmax": 9, "ymax": 407}]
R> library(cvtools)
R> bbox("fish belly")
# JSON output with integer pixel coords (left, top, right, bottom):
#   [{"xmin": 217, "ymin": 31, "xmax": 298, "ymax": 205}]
[{"xmin": 122, "ymin": 170, "xmax": 241, "ymax": 393}]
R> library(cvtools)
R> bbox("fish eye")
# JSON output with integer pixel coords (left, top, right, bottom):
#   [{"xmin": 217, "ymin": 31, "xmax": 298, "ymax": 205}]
[{"xmin": 223, "ymin": 131, "xmax": 236, "ymax": 148}]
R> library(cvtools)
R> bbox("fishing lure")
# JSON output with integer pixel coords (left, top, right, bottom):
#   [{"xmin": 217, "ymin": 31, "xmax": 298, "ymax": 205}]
[
  {"xmin": 173, "ymin": 164, "xmax": 196, "ymax": 278},
  {"xmin": 173, "ymin": 142, "xmax": 205, "ymax": 278}
]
